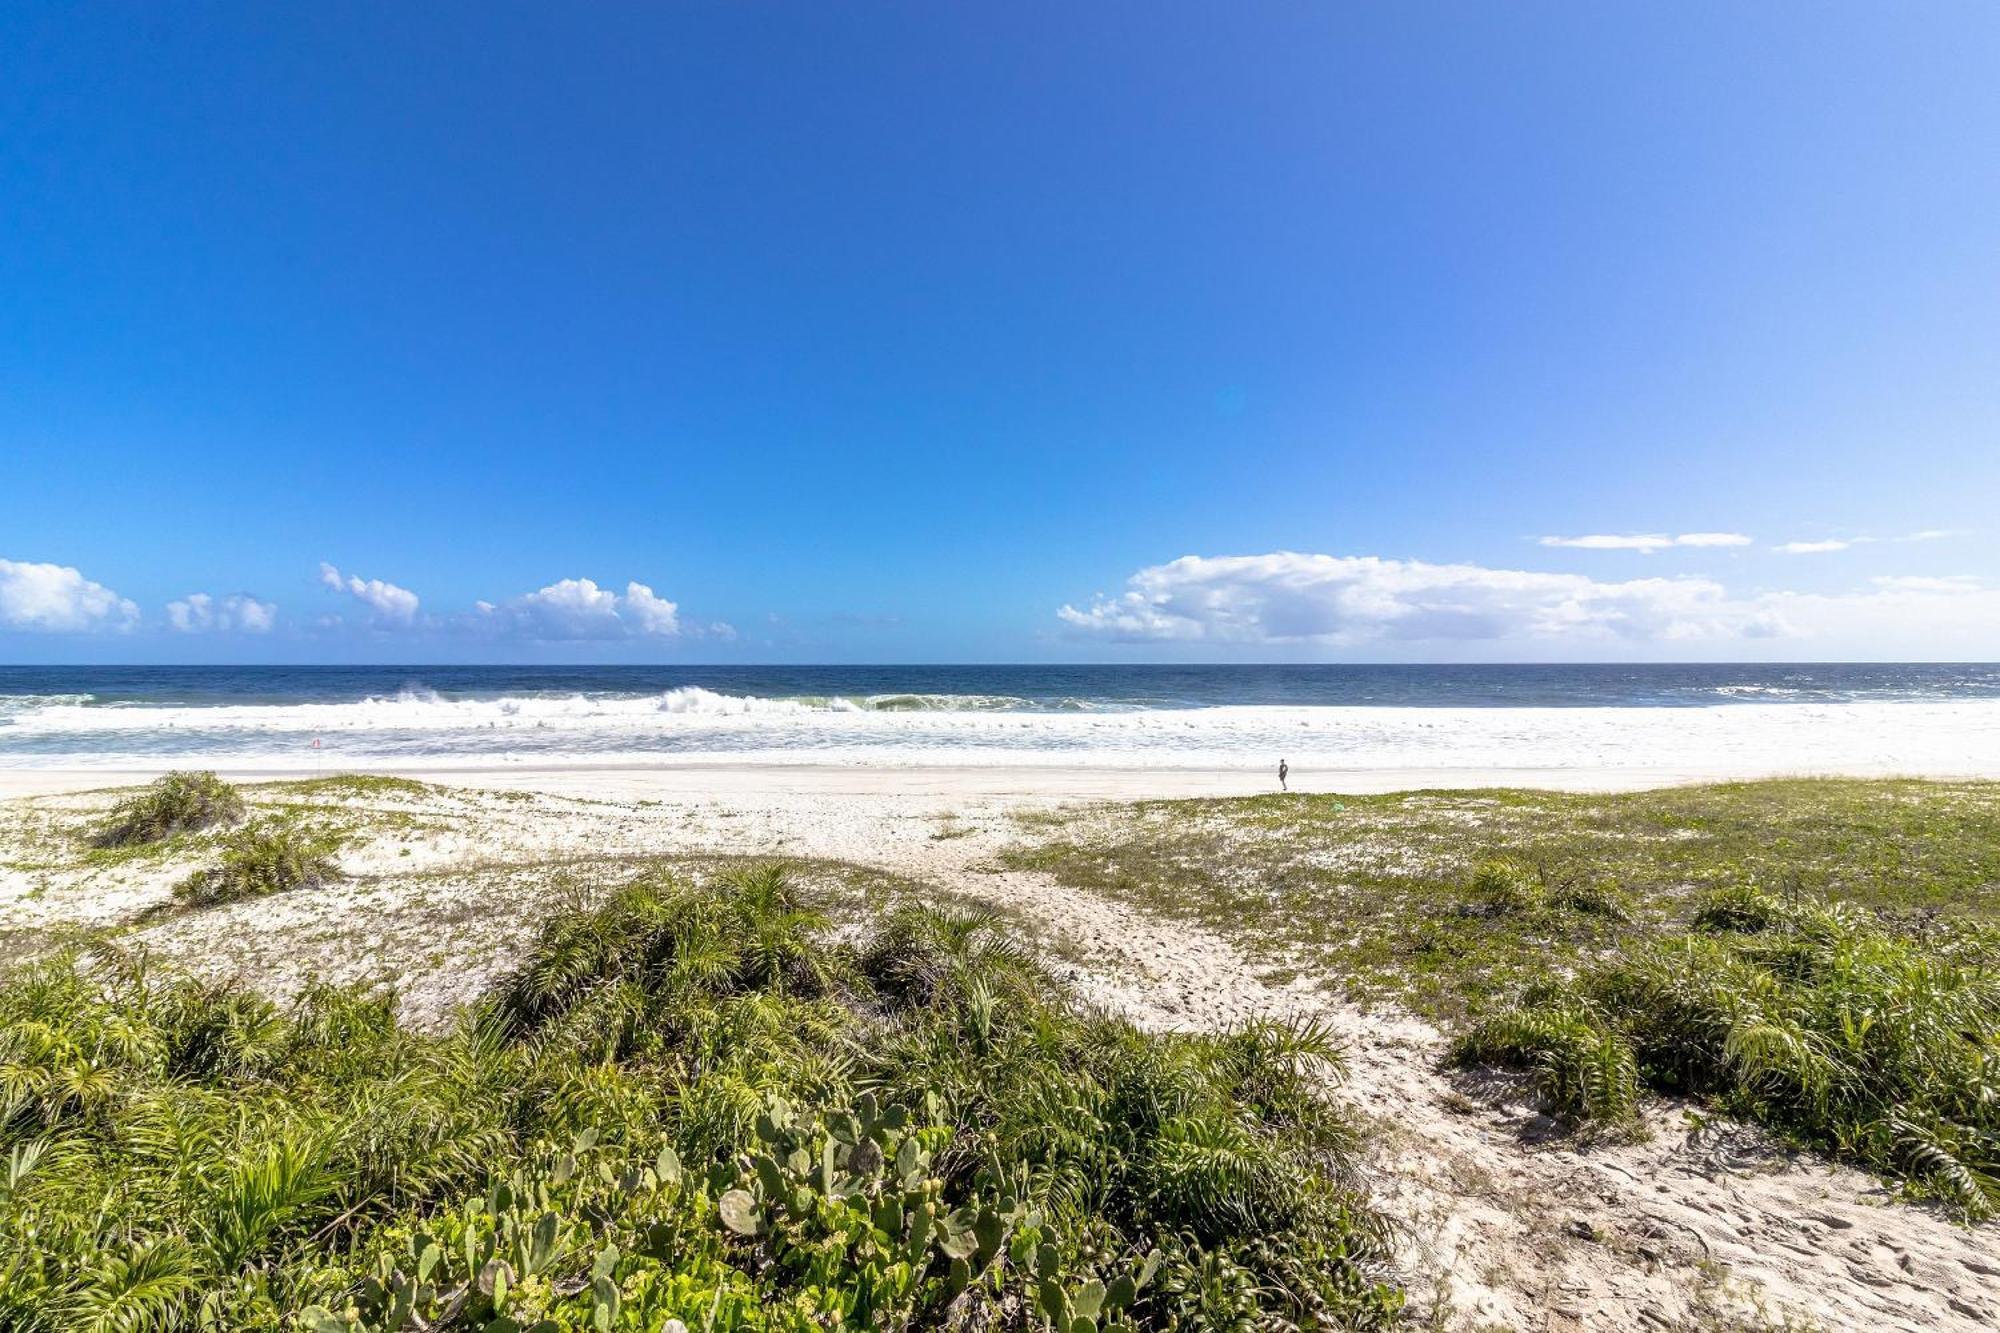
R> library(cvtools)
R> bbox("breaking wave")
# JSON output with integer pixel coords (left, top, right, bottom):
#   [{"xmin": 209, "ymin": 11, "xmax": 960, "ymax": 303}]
[
  {"xmin": 0, "ymin": 693, "xmax": 95, "ymax": 723},
  {"xmin": 3, "ymin": 668, "xmax": 1997, "ymax": 774}
]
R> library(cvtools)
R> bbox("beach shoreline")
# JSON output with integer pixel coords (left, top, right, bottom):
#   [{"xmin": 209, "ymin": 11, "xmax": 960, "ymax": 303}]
[{"xmin": 5, "ymin": 756, "xmax": 1996, "ymax": 802}]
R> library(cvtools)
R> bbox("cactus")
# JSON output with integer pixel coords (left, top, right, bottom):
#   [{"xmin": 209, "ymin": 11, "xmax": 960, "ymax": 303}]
[{"xmin": 1032, "ymin": 1248, "xmax": 1161, "ymax": 1331}]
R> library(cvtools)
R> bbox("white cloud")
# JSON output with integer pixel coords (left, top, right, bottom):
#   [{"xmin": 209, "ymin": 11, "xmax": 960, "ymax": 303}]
[
  {"xmin": 0, "ymin": 559, "xmax": 140, "ymax": 633},
  {"xmin": 1538, "ymin": 532, "xmax": 1751, "ymax": 551},
  {"xmin": 1061, "ymin": 552, "xmax": 2000, "ymax": 656},
  {"xmin": 318, "ymin": 562, "xmax": 420, "ymax": 624},
  {"xmin": 1059, "ymin": 552, "xmax": 1782, "ymax": 646},
  {"xmin": 621, "ymin": 582, "xmax": 681, "ymax": 636},
  {"xmin": 166, "ymin": 592, "xmax": 277, "ymax": 634},
  {"xmin": 1538, "ymin": 534, "xmax": 1673, "ymax": 551},
  {"xmin": 1754, "ymin": 577, "xmax": 2000, "ymax": 652},
  {"xmin": 1776, "ymin": 530, "xmax": 1966, "ymax": 553},
  {"xmin": 477, "ymin": 577, "xmax": 685, "ymax": 640},
  {"xmin": 1868, "ymin": 574, "xmax": 1983, "ymax": 594}
]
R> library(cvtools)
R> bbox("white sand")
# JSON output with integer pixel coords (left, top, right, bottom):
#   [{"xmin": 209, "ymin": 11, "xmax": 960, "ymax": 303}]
[
  {"xmin": 0, "ymin": 756, "xmax": 1966, "ymax": 804},
  {"xmin": 3, "ymin": 764, "xmax": 1995, "ymax": 1330}
]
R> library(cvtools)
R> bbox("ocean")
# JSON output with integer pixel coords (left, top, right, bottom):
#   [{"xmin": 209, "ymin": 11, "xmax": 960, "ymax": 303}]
[{"xmin": 3, "ymin": 663, "xmax": 1998, "ymax": 773}]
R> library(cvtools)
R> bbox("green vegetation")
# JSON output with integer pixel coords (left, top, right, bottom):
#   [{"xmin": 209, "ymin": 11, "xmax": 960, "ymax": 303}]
[
  {"xmin": 1005, "ymin": 779, "xmax": 2000, "ymax": 1217},
  {"xmin": 93, "ymin": 771, "xmax": 246, "ymax": 848},
  {"xmin": 0, "ymin": 866, "xmax": 1400, "ymax": 1329},
  {"xmin": 1456, "ymin": 885, "xmax": 2000, "ymax": 1218},
  {"xmin": 1462, "ymin": 858, "xmax": 1628, "ymax": 922},
  {"xmin": 264, "ymin": 775, "xmax": 437, "ymax": 801},
  {"xmin": 173, "ymin": 821, "xmax": 349, "ymax": 909},
  {"xmin": 1002, "ymin": 779, "xmax": 2000, "ymax": 1021}
]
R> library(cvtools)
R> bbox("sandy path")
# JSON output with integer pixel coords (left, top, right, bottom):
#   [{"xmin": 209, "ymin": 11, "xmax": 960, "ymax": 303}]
[
  {"xmin": 414, "ymin": 774, "xmax": 1998, "ymax": 1332},
  {"xmin": 794, "ymin": 800, "xmax": 1999, "ymax": 1333},
  {"xmin": 4, "ymin": 770, "xmax": 1994, "ymax": 1330},
  {"xmin": 929, "ymin": 861, "xmax": 2000, "ymax": 1332}
]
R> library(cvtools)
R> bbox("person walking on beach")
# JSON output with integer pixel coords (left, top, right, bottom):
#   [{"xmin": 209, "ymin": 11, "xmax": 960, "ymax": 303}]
[{"xmin": 1278, "ymin": 758, "xmax": 1289, "ymax": 791}]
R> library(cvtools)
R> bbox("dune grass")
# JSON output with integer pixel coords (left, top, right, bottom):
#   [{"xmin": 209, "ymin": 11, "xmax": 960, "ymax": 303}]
[
  {"xmin": 92, "ymin": 770, "xmax": 246, "ymax": 848},
  {"xmin": 1004, "ymin": 779, "xmax": 2000, "ymax": 1217},
  {"xmin": 1001, "ymin": 778, "xmax": 2000, "ymax": 1022},
  {"xmin": 0, "ymin": 865, "xmax": 1400, "ymax": 1330},
  {"xmin": 170, "ymin": 820, "xmax": 348, "ymax": 909},
  {"xmin": 1456, "ymin": 885, "xmax": 2000, "ymax": 1217}
]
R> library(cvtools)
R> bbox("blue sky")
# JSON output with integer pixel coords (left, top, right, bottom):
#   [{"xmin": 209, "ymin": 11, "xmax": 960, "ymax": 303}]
[{"xmin": 3, "ymin": 2, "xmax": 1996, "ymax": 663}]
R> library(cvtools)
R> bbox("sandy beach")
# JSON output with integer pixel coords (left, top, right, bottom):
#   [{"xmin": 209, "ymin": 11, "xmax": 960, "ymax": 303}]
[
  {"xmin": 4, "ymin": 760, "xmax": 1997, "ymax": 1331},
  {"xmin": 7, "ymin": 751, "xmax": 1998, "ymax": 804}
]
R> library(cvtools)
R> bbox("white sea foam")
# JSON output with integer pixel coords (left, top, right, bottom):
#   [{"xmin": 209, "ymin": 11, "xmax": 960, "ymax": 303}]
[
  {"xmin": 0, "ymin": 692, "xmax": 94, "ymax": 720},
  {"xmin": 3, "ymin": 688, "xmax": 2000, "ymax": 777}
]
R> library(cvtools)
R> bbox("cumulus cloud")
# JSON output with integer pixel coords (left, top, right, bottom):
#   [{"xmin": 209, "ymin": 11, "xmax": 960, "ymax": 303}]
[
  {"xmin": 1752, "ymin": 576, "xmax": 2000, "ymax": 653},
  {"xmin": 1537, "ymin": 532, "xmax": 1752, "ymax": 551},
  {"xmin": 165, "ymin": 592, "xmax": 277, "ymax": 634},
  {"xmin": 0, "ymin": 559, "xmax": 140, "ymax": 633},
  {"xmin": 476, "ymin": 577, "xmax": 689, "ymax": 640},
  {"xmin": 622, "ymin": 582, "xmax": 682, "ymax": 636},
  {"xmin": 318, "ymin": 562, "xmax": 420, "ymax": 624},
  {"xmin": 1058, "ymin": 553, "xmax": 1782, "ymax": 646},
  {"xmin": 1061, "ymin": 552, "xmax": 2000, "ymax": 655}
]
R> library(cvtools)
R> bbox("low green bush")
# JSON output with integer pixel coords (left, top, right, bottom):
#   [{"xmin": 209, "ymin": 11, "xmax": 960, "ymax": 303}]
[
  {"xmin": 1542, "ymin": 875, "xmax": 1628, "ymax": 921},
  {"xmin": 173, "ymin": 821, "xmax": 348, "ymax": 908},
  {"xmin": 1464, "ymin": 859, "xmax": 1537, "ymax": 916},
  {"xmin": 94, "ymin": 770, "xmax": 246, "ymax": 846},
  {"xmin": 1461, "ymin": 859, "xmax": 1626, "ymax": 923},
  {"xmin": 1456, "ymin": 889, "xmax": 2000, "ymax": 1217},
  {"xmin": 1452, "ymin": 991, "xmax": 1639, "ymax": 1124},
  {"xmin": 1688, "ymin": 880, "xmax": 1789, "ymax": 933},
  {"xmin": 0, "ymin": 864, "xmax": 1402, "ymax": 1329}
]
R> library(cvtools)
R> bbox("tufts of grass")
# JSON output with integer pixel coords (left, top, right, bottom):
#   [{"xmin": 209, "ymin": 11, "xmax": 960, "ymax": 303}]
[
  {"xmin": 1462, "ymin": 860, "xmax": 1628, "ymax": 924},
  {"xmin": 1543, "ymin": 875, "xmax": 1629, "ymax": 921},
  {"xmin": 1453, "ymin": 990, "xmax": 1640, "ymax": 1125},
  {"xmin": 172, "ymin": 821, "xmax": 347, "ymax": 909},
  {"xmin": 92, "ymin": 770, "xmax": 245, "ymax": 847},
  {"xmin": 1457, "ymin": 888, "xmax": 2000, "ymax": 1217},
  {"xmin": 268, "ymin": 773, "xmax": 435, "ymax": 800},
  {"xmin": 1464, "ymin": 859, "xmax": 1537, "ymax": 916},
  {"xmin": 1689, "ymin": 880, "xmax": 1788, "ymax": 933},
  {"xmin": 0, "ymin": 865, "xmax": 1402, "ymax": 1328},
  {"xmin": 1002, "ymin": 779, "xmax": 2000, "ymax": 1021}
]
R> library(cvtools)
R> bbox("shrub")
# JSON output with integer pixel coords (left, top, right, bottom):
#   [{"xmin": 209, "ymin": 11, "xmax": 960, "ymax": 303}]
[
  {"xmin": 1457, "ymin": 896, "xmax": 2000, "ymax": 1218},
  {"xmin": 1544, "ymin": 874, "xmax": 1629, "ymax": 921},
  {"xmin": 93, "ymin": 770, "xmax": 245, "ymax": 847},
  {"xmin": 0, "ymin": 868, "xmax": 1403, "ymax": 1328},
  {"xmin": 172, "ymin": 821, "xmax": 346, "ymax": 908},
  {"xmin": 1690, "ymin": 880, "xmax": 1787, "ymax": 933},
  {"xmin": 1465, "ymin": 858, "xmax": 1538, "ymax": 915},
  {"xmin": 1452, "ymin": 990, "xmax": 1639, "ymax": 1124}
]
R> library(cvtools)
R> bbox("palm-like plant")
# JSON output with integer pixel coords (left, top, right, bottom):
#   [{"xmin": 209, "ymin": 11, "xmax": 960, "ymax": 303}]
[
  {"xmin": 1459, "ymin": 881, "xmax": 2000, "ymax": 1216},
  {"xmin": 93, "ymin": 771, "xmax": 245, "ymax": 848},
  {"xmin": 0, "ymin": 862, "xmax": 1404, "ymax": 1329}
]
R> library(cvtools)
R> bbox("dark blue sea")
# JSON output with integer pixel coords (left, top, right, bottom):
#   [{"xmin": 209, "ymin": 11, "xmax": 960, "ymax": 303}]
[{"xmin": 5, "ymin": 662, "xmax": 1998, "ymax": 711}]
